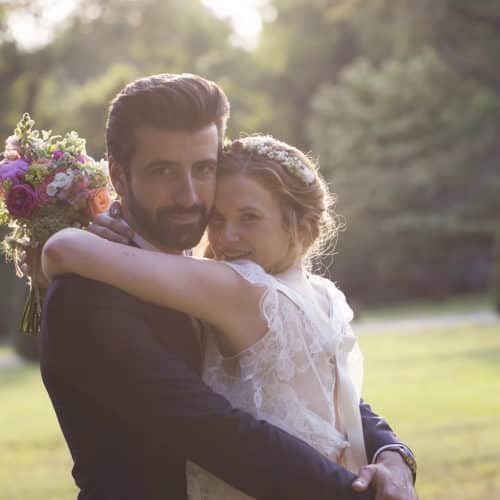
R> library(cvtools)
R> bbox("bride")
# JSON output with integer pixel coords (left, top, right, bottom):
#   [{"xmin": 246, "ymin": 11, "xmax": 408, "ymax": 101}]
[{"xmin": 42, "ymin": 135, "xmax": 368, "ymax": 499}]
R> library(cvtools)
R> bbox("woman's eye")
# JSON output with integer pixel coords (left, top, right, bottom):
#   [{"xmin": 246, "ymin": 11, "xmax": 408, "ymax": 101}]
[
  {"xmin": 241, "ymin": 213, "xmax": 258, "ymax": 222},
  {"xmin": 196, "ymin": 163, "xmax": 216, "ymax": 176}
]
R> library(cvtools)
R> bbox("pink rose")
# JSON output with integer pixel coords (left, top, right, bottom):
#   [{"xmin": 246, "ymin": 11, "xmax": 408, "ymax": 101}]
[
  {"xmin": 6, "ymin": 183, "xmax": 37, "ymax": 218},
  {"xmin": 5, "ymin": 150, "xmax": 21, "ymax": 161},
  {"xmin": 74, "ymin": 175, "xmax": 90, "ymax": 191},
  {"xmin": 35, "ymin": 178, "xmax": 51, "ymax": 206},
  {"xmin": 4, "ymin": 135, "xmax": 23, "ymax": 160}
]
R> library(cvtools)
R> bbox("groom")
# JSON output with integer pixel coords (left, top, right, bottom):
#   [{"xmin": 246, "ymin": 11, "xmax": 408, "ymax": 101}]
[{"xmin": 41, "ymin": 73, "xmax": 417, "ymax": 499}]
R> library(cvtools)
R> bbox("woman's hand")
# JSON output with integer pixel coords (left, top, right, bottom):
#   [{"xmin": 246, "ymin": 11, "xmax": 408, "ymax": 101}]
[{"xmin": 88, "ymin": 201, "xmax": 134, "ymax": 244}]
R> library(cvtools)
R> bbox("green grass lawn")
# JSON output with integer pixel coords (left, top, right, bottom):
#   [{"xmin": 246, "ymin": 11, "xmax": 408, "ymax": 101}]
[
  {"xmin": 0, "ymin": 361, "xmax": 78, "ymax": 500},
  {"xmin": 361, "ymin": 292, "xmax": 493, "ymax": 321},
  {"xmin": 360, "ymin": 324, "xmax": 500, "ymax": 500},
  {"xmin": 1, "ymin": 322, "xmax": 499, "ymax": 499}
]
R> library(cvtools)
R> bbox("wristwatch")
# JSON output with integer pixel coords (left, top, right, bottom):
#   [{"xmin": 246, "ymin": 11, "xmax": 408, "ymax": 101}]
[{"xmin": 378, "ymin": 444, "xmax": 417, "ymax": 483}]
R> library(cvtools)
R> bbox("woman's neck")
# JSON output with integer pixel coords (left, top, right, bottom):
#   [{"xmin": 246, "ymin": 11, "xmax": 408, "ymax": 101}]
[{"xmin": 275, "ymin": 260, "xmax": 308, "ymax": 287}]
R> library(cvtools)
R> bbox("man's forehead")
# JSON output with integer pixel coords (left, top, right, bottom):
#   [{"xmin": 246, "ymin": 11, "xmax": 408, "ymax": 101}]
[
  {"xmin": 134, "ymin": 123, "xmax": 218, "ymax": 144},
  {"xmin": 131, "ymin": 124, "xmax": 219, "ymax": 165}
]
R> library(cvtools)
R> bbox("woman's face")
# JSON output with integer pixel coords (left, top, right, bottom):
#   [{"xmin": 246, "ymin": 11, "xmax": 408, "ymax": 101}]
[{"xmin": 207, "ymin": 174, "xmax": 294, "ymax": 273}]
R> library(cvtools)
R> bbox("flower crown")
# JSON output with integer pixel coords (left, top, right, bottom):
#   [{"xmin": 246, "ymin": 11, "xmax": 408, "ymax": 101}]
[{"xmin": 225, "ymin": 136, "xmax": 316, "ymax": 185}]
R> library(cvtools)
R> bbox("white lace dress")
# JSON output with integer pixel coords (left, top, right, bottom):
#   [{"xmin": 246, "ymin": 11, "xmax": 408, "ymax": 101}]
[{"xmin": 186, "ymin": 260, "xmax": 368, "ymax": 500}]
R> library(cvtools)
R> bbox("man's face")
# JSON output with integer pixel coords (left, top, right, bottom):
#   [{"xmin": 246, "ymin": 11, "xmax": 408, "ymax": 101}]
[{"xmin": 112, "ymin": 125, "xmax": 219, "ymax": 251}]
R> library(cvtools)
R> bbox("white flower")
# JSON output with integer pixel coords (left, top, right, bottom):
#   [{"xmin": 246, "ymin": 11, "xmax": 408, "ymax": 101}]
[
  {"xmin": 46, "ymin": 183, "xmax": 58, "ymax": 197},
  {"xmin": 52, "ymin": 172, "xmax": 74, "ymax": 189},
  {"xmin": 98, "ymin": 159, "xmax": 109, "ymax": 173},
  {"xmin": 240, "ymin": 136, "xmax": 316, "ymax": 185},
  {"xmin": 294, "ymin": 164, "xmax": 316, "ymax": 184}
]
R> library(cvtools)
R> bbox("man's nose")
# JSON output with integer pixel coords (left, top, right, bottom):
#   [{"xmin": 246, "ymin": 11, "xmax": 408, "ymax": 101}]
[{"xmin": 174, "ymin": 173, "xmax": 199, "ymax": 207}]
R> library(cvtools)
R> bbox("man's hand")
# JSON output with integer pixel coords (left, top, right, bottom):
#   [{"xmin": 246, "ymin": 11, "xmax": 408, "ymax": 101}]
[
  {"xmin": 352, "ymin": 451, "xmax": 417, "ymax": 500},
  {"xmin": 20, "ymin": 245, "xmax": 50, "ymax": 289}
]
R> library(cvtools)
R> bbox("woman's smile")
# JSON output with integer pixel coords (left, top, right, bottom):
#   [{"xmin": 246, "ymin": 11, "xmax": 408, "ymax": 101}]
[{"xmin": 207, "ymin": 174, "xmax": 293, "ymax": 272}]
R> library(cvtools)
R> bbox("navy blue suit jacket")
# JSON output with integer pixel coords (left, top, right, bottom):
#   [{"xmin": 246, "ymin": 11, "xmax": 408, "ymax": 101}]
[{"xmin": 41, "ymin": 274, "xmax": 402, "ymax": 499}]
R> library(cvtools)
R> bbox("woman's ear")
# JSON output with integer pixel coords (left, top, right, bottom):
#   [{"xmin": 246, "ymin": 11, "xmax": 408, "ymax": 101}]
[
  {"xmin": 297, "ymin": 218, "xmax": 311, "ymax": 251},
  {"xmin": 109, "ymin": 156, "xmax": 128, "ymax": 197}
]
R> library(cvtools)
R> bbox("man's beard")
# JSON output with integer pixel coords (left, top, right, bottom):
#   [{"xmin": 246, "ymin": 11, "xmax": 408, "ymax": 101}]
[{"xmin": 126, "ymin": 189, "xmax": 210, "ymax": 251}]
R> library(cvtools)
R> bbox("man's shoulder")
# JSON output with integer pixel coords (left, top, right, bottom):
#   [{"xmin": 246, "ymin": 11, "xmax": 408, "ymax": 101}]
[
  {"xmin": 45, "ymin": 274, "xmax": 186, "ymax": 321},
  {"xmin": 46, "ymin": 274, "xmax": 143, "ymax": 311}
]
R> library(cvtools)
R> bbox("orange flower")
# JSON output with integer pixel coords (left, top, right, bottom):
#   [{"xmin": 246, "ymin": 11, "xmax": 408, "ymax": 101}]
[{"xmin": 89, "ymin": 187, "xmax": 112, "ymax": 217}]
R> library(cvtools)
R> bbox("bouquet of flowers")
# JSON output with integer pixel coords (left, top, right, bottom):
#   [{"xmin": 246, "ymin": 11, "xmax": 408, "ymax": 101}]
[{"xmin": 0, "ymin": 113, "xmax": 114, "ymax": 334}]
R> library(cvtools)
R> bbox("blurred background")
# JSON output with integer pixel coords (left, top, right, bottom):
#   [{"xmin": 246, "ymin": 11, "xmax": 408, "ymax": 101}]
[{"xmin": 0, "ymin": 0, "xmax": 499, "ymax": 499}]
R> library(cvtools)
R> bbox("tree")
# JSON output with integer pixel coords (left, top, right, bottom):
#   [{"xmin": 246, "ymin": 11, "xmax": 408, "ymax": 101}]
[
  {"xmin": 432, "ymin": 1, "xmax": 500, "ymax": 98},
  {"xmin": 308, "ymin": 49, "xmax": 500, "ymax": 302}
]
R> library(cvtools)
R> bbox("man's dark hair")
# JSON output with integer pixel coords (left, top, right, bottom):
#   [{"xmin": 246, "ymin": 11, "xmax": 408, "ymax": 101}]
[{"xmin": 106, "ymin": 73, "xmax": 230, "ymax": 170}]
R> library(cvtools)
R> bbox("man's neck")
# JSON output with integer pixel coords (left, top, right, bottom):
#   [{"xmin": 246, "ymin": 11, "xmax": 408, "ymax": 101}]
[{"xmin": 122, "ymin": 212, "xmax": 183, "ymax": 255}]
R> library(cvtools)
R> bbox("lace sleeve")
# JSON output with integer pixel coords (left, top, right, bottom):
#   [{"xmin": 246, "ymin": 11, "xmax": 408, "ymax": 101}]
[
  {"xmin": 323, "ymin": 280, "xmax": 363, "ymax": 398},
  {"xmin": 213, "ymin": 260, "xmax": 299, "ymax": 383}
]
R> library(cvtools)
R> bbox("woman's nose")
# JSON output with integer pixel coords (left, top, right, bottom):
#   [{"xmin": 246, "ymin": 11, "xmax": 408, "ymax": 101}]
[{"xmin": 221, "ymin": 224, "xmax": 240, "ymax": 243}]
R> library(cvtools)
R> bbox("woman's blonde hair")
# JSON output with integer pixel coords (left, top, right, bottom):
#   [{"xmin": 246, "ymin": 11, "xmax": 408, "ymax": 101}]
[{"xmin": 215, "ymin": 135, "xmax": 339, "ymax": 271}]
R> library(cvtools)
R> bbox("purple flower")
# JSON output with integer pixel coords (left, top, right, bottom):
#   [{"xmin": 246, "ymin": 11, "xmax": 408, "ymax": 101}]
[
  {"xmin": 6, "ymin": 184, "xmax": 37, "ymax": 218},
  {"xmin": 53, "ymin": 150, "xmax": 65, "ymax": 160},
  {"xmin": 0, "ymin": 159, "xmax": 29, "ymax": 185}
]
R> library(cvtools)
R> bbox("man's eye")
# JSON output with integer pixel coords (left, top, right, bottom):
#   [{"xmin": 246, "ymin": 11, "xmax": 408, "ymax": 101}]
[
  {"xmin": 210, "ymin": 214, "xmax": 225, "ymax": 225},
  {"xmin": 196, "ymin": 164, "xmax": 216, "ymax": 176},
  {"xmin": 153, "ymin": 167, "xmax": 173, "ymax": 176}
]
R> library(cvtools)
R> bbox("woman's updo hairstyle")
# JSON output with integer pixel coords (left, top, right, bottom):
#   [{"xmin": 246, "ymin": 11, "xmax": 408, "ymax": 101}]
[{"xmin": 217, "ymin": 135, "xmax": 339, "ymax": 270}]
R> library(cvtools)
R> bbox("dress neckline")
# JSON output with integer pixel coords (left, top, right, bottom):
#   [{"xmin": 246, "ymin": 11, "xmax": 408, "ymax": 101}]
[{"xmin": 274, "ymin": 265, "xmax": 334, "ymax": 321}]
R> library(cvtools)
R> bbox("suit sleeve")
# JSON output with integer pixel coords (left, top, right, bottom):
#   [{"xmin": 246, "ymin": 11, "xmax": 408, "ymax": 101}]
[
  {"xmin": 360, "ymin": 400, "xmax": 405, "ymax": 462},
  {"xmin": 42, "ymin": 276, "xmax": 374, "ymax": 500}
]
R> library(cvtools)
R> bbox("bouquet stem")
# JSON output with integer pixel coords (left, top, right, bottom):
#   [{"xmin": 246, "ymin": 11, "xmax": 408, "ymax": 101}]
[
  {"xmin": 18, "ymin": 250, "xmax": 43, "ymax": 336},
  {"xmin": 20, "ymin": 285, "xmax": 42, "ymax": 335}
]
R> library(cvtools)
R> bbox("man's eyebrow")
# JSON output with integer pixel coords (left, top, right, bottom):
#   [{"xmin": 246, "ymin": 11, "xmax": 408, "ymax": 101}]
[
  {"xmin": 142, "ymin": 159, "xmax": 178, "ymax": 170},
  {"xmin": 194, "ymin": 158, "xmax": 218, "ymax": 166},
  {"xmin": 238, "ymin": 205, "xmax": 261, "ymax": 212}
]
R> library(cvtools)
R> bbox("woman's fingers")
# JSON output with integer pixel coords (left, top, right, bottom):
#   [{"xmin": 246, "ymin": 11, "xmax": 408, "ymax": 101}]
[
  {"xmin": 109, "ymin": 200, "xmax": 122, "ymax": 219},
  {"xmin": 90, "ymin": 208, "xmax": 134, "ymax": 239},
  {"xmin": 88, "ymin": 220, "xmax": 132, "ymax": 244}
]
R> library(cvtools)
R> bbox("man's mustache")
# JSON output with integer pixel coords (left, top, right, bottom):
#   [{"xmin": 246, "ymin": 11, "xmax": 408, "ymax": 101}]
[{"xmin": 157, "ymin": 204, "xmax": 208, "ymax": 218}]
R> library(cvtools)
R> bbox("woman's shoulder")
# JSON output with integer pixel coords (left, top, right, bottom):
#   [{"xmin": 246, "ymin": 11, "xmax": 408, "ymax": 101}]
[
  {"xmin": 218, "ymin": 259, "xmax": 276, "ymax": 287},
  {"xmin": 309, "ymin": 274, "xmax": 354, "ymax": 322}
]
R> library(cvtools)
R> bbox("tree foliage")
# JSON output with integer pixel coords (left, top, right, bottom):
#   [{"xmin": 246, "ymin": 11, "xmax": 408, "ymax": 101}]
[
  {"xmin": 0, "ymin": 0, "xmax": 499, "ymax": 319},
  {"xmin": 308, "ymin": 48, "xmax": 499, "ymax": 301}
]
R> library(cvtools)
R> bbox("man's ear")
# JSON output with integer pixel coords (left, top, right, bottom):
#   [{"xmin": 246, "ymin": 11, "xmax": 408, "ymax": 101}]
[{"xmin": 109, "ymin": 156, "xmax": 128, "ymax": 197}]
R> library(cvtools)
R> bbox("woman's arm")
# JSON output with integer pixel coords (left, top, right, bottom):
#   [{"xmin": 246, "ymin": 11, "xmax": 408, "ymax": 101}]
[{"xmin": 42, "ymin": 228, "xmax": 264, "ymax": 351}]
